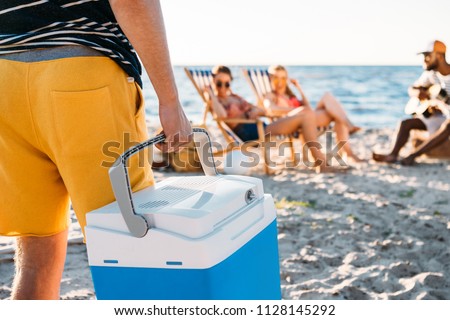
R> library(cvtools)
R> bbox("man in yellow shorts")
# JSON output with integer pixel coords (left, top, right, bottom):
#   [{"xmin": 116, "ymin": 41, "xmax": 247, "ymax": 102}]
[{"xmin": 0, "ymin": 0, "xmax": 192, "ymax": 299}]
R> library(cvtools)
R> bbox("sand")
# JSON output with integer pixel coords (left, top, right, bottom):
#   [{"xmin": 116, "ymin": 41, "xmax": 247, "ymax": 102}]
[{"xmin": 1, "ymin": 127, "xmax": 449, "ymax": 300}]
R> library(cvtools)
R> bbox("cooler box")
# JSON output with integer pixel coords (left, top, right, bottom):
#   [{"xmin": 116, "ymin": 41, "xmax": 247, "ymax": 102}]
[{"xmin": 85, "ymin": 128, "xmax": 281, "ymax": 300}]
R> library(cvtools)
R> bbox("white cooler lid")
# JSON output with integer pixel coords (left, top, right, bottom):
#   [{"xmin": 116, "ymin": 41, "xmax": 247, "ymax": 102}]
[{"xmin": 89, "ymin": 175, "xmax": 265, "ymax": 239}]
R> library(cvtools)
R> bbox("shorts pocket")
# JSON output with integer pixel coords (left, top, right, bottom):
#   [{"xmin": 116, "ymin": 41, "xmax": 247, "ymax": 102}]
[
  {"xmin": 51, "ymin": 86, "xmax": 119, "ymax": 158},
  {"xmin": 132, "ymin": 82, "xmax": 149, "ymax": 141}
]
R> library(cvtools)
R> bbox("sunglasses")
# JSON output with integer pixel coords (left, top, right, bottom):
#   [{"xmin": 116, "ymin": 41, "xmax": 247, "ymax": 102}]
[
  {"xmin": 215, "ymin": 80, "xmax": 230, "ymax": 88},
  {"xmin": 272, "ymin": 77, "xmax": 287, "ymax": 83}
]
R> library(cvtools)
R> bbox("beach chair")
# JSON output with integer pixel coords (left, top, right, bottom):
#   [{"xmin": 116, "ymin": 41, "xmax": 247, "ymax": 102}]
[
  {"xmin": 242, "ymin": 68, "xmax": 272, "ymax": 109},
  {"xmin": 242, "ymin": 68, "xmax": 331, "ymax": 134},
  {"xmin": 184, "ymin": 67, "xmax": 287, "ymax": 174},
  {"xmin": 184, "ymin": 68, "xmax": 242, "ymax": 146},
  {"xmin": 152, "ymin": 69, "xmax": 238, "ymax": 171},
  {"xmin": 242, "ymin": 68, "xmax": 331, "ymax": 163}
]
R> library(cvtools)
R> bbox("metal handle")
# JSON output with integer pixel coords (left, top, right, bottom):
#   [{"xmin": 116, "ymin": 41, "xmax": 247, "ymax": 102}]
[{"xmin": 108, "ymin": 127, "xmax": 218, "ymax": 238}]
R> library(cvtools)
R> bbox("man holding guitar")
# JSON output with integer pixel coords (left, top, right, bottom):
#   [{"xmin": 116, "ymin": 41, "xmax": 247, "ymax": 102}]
[{"xmin": 373, "ymin": 40, "xmax": 450, "ymax": 164}]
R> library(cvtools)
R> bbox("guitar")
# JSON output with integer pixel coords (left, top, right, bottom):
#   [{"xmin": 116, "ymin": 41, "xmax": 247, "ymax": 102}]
[{"xmin": 404, "ymin": 84, "xmax": 449, "ymax": 116}]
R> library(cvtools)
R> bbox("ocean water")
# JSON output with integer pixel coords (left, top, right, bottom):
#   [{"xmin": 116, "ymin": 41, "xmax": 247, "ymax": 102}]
[{"xmin": 141, "ymin": 65, "xmax": 423, "ymax": 129}]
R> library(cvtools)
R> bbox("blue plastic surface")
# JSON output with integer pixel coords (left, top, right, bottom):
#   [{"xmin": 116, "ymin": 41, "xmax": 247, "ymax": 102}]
[{"xmin": 90, "ymin": 219, "xmax": 281, "ymax": 300}]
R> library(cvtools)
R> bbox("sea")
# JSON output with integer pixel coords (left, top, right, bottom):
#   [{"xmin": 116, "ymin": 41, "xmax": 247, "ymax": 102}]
[{"xmin": 141, "ymin": 65, "xmax": 424, "ymax": 130}]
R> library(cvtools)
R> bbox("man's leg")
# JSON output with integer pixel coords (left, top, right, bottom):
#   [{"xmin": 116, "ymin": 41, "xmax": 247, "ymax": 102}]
[
  {"xmin": 12, "ymin": 229, "xmax": 68, "ymax": 300},
  {"xmin": 373, "ymin": 118, "xmax": 426, "ymax": 163},
  {"xmin": 401, "ymin": 120, "xmax": 450, "ymax": 165}
]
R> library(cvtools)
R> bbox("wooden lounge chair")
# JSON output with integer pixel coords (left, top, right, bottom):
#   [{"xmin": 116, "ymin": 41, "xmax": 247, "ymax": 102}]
[
  {"xmin": 242, "ymin": 68, "xmax": 272, "ymax": 109},
  {"xmin": 184, "ymin": 68, "xmax": 243, "ymax": 146},
  {"xmin": 242, "ymin": 68, "xmax": 331, "ymax": 134},
  {"xmin": 184, "ymin": 67, "xmax": 295, "ymax": 174},
  {"xmin": 242, "ymin": 67, "xmax": 332, "ymax": 163}
]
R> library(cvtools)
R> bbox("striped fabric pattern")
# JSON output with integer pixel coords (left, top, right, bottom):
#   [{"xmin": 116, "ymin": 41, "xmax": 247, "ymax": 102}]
[
  {"xmin": 436, "ymin": 74, "xmax": 450, "ymax": 97},
  {"xmin": 0, "ymin": 0, "xmax": 142, "ymax": 86}
]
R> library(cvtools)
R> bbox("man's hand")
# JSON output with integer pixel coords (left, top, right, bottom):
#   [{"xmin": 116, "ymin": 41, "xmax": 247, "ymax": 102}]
[
  {"xmin": 109, "ymin": 0, "xmax": 192, "ymax": 151},
  {"xmin": 157, "ymin": 102, "xmax": 192, "ymax": 153},
  {"xmin": 418, "ymin": 87, "xmax": 430, "ymax": 101}
]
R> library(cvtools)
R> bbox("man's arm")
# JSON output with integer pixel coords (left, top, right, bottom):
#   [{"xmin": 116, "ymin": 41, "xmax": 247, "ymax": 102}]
[{"xmin": 109, "ymin": 0, "xmax": 191, "ymax": 151}]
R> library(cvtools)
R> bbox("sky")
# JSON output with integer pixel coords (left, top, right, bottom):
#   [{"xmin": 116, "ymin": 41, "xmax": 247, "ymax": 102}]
[{"xmin": 160, "ymin": 0, "xmax": 450, "ymax": 66}]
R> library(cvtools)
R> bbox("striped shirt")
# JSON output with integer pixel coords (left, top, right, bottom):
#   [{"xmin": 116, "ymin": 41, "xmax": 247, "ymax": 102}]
[{"xmin": 0, "ymin": 0, "xmax": 143, "ymax": 87}]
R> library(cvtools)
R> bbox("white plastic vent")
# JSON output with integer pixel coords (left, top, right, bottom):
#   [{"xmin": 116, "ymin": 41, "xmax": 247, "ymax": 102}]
[
  {"xmin": 135, "ymin": 176, "xmax": 222, "ymax": 211},
  {"xmin": 138, "ymin": 200, "xmax": 170, "ymax": 209}
]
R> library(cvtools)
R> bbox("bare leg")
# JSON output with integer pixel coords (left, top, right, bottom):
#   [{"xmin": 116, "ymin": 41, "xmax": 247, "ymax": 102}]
[
  {"xmin": 372, "ymin": 118, "xmax": 426, "ymax": 163},
  {"xmin": 12, "ymin": 229, "xmax": 68, "ymax": 300},
  {"xmin": 265, "ymin": 107, "xmax": 347, "ymax": 173},
  {"xmin": 401, "ymin": 120, "xmax": 450, "ymax": 165},
  {"xmin": 265, "ymin": 107, "xmax": 327, "ymax": 166},
  {"xmin": 314, "ymin": 108, "xmax": 333, "ymax": 128},
  {"xmin": 315, "ymin": 109, "xmax": 362, "ymax": 162},
  {"xmin": 334, "ymin": 121, "xmax": 363, "ymax": 162},
  {"xmin": 316, "ymin": 92, "xmax": 360, "ymax": 133}
]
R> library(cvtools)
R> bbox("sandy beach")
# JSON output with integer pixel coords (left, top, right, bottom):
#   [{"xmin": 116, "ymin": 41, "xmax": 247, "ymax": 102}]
[{"xmin": 1, "ymin": 126, "xmax": 449, "ymax": 300}]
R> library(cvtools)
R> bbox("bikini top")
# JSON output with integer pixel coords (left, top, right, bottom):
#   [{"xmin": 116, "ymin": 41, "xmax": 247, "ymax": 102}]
[
  {"xmin": 276, "ymin": 93, "xmax": 302, "ymax": 108},
  {"xmin": 218, "ymin": 94, "xmax": 252, "ymax": 118}
]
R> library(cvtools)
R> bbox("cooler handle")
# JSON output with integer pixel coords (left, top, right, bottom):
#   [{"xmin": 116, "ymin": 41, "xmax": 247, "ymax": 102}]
[{"xmin": 109, "ymin": 127, "xmax": 218, "ymax": 238}]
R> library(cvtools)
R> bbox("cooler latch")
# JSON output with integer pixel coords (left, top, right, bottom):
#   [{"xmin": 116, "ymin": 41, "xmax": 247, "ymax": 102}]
[{"xmin": 245, "ymin": 189, "xmax": 257, "ymax": 204}]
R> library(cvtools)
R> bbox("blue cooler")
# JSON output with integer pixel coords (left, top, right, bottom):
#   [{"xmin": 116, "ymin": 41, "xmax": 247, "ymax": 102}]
[{"xmin": 85, "ymin": 128, "xmax": 281, "ymax": 299}]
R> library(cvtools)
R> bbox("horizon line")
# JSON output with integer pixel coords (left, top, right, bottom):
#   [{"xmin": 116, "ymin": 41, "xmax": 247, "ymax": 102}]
[{"xmin": 173, "ymin": 64, "xmax": 421, "ymax": 67}]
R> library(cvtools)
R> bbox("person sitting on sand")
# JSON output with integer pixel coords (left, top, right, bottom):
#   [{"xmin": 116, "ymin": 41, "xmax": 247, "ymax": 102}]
[
  {"xmin": 373, "ymin": 40, "xmax": 450, "ymax": 164},
  {"xmin": 264, "ymin": 65, "xmax": 363, "ymax": 163},
  {"xmin": 204, "ymin": 65, "xmax": 346, "ymax": 172},
  {"xmin": 401, "ymin": 118, "xmax": 450, "ymax": 165}
]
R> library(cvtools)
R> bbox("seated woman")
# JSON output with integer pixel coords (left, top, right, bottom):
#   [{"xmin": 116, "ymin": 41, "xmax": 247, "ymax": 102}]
[
  {"xmin": 206, "ymin": 65, "xmax": 344, "ymax": 172},
  {"xmin": 264, "ymin": 65, "xmax": 363, "ymax": 162}
]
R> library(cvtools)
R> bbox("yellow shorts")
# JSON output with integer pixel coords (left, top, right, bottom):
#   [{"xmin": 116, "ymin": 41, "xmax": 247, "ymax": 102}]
[{"xmin": 0, "ymin": 56, "xmax": 154, "ymax": 237}]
